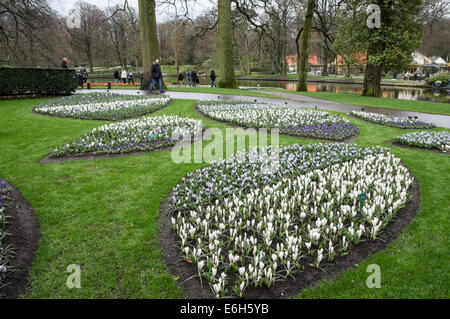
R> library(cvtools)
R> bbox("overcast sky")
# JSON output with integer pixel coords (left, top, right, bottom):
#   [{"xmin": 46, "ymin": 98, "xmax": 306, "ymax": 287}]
[{"xmin": 49, "ymin": 0, "xmax": 214, "ymax": 22}]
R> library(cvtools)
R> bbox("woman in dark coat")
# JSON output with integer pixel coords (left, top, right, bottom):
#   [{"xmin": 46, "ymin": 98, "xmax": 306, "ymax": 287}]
[
  {"xmin": 210, "ymin": 69, "xmax": 217, "ymax": 88},
  {"xmin": 191, "ymin": 69, "xmax": 199, "ymax": 87},
  {"xmin": 178, "ymin": 72, "xmax": 185, "ymax": 86}
]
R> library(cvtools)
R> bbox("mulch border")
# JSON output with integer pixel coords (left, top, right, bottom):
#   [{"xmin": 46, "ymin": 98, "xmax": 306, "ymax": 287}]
[
  {"xmin": 348, "ymin": 114, "xmax": 436, "ymax": 130},
  {"xmin": 158, "ymin": 166, "xmax": 421, "ymax": 299},
  {"xmin": 194, "ymin": 104, "xmax": 360, "ymax": 144},
  {"xmin": 385, "ymin": 141, "xmax": 448, "ymax": 155},
  {"xmin": 31, "ymin": 99, "xmax": 173, "ymax": 122},
  {"xmin": 0, "ymin": 181, "xmax": 41, "ymax": 299}
]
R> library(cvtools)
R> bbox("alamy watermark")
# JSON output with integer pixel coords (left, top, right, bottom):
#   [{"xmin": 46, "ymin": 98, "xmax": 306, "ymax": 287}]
[
  {"xmin": 66, "ymin": 264, "xmax": 81, "ymax": 289},
  {"xmin": 367, "ymin": 4, "xmax": 381, "ymax": 29},
  {"xmin": 171, "ymin": 127, "xmax": 281, "ymax": 175},
  {"xmin": 367, "ymin": 264, "xmax": 381, "ymax": 288}
]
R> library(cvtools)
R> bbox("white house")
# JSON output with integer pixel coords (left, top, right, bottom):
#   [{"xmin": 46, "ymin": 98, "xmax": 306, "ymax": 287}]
[
  {"xmin": 411, "ymin": 51, "xmax": 432, "ymax": 65},
  {"xmin": 429, "ymin": 56, "xmax": 447, "ymax": 65}
]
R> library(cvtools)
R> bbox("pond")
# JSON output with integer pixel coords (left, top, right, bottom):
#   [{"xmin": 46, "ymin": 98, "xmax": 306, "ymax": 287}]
[{"xmin": 235, "ymin": 80, "xmax": 450, "ymax": 104}]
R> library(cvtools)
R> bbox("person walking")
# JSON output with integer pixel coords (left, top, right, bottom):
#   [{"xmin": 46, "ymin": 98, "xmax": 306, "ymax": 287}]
[
  {"xmin": 114, "ymin": 69, "xmax": 120, "ymax": 85},
  {"xmin": 61, "ymin": 58, "xmax": 69, "ymax": 69},
  {"xmin": 178, "ymin": 72, "xmax": 185, "ymax": 86},
  {"xmin": 77, "ymin": 69, "xmax": 84, "ymax": 88},
  {"xmin": 210, "ymin": 69, "xmax": 217, "ymax": 88},
  {"xmin": 149, "ymin": 59, "xmax": 164, "ymax": 94},
  {"xmin": 82, "ymin": 69, "xmax": 88, "ymax": 84},
  {"xmin": 186, "ymin": 69, "xmax": 192, "ymax": 87},
  {"xmin": 128, "ymin": 69, "xmax": 134, "ymax": 85},
  {"xmin": 191, "ymin": 69, "xmax": 198, "ymax": 88},
  {"xmin": 121, "ymin": 68, "xmax": 127, "ymax": 84}
]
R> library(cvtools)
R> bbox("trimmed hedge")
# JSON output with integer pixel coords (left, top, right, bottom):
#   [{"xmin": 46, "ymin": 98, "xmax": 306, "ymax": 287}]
[
  {"xmin": 0, "ymin": 67, "xmax": 78, "ymax": 96},
  {"xmin": 425, "ymin": 72, "xmax": 450, "ymax": 88}
]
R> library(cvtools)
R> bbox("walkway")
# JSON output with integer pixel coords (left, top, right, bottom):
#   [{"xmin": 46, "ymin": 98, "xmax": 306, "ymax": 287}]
[{"xmin": 77, "ymin": 89, "xmax": 450, "ymax": 128}]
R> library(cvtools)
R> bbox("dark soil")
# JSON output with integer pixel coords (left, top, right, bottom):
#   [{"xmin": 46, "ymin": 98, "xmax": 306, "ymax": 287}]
[
  {"xmin": 194, "ymin": 104, "xmax": 360, "ymax": 144},
  {"xmin": 159, "ymin": 171, "xmax": 420, "ymax": 299},
  {"xmin": 348, "ymin": 114, "xmax": 435, "ymax": 130},
  {"xmin": 385, "ymin": 141, "xmax": 448, "ymax": 155},
  {"xmin": 0, "ymin": 182, "xmax": 41, "ymax": 299}
]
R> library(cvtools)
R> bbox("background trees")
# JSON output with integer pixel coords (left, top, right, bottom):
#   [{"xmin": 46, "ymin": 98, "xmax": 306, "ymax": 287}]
[
  {"xmin": 1, "ymin": 0, "xmax": 448, "ymax": 98},
  {"xmin": 335, "ymin": 0, "xmax": 424, "ymax": 97}
]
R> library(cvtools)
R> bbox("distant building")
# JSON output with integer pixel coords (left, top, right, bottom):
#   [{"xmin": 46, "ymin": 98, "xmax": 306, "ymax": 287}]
[
  {"xmin": 429, "ymin": 56, "xmax": 447, "ymax": 65},
  {"xmin": 285, "ymin": 55, "xmax": 321, "ymax": 73}
]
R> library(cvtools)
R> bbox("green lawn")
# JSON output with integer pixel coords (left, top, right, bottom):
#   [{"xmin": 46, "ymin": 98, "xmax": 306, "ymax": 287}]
[
  {"xmin": 0, "ymin": 97, "xmax": 448, "ymax": 298},
  {"xmin": 266, "ymin": 89, "xmax": 450, "ymax": 115}
]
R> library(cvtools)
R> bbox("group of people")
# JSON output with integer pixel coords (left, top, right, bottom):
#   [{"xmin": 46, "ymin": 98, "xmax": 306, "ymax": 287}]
[
  {"xmin": 177, "ymin": 69, "xmax": 217, "ymax": 88},
  {"xmin": 76, "ymin": 68, "xmax": 89, "ymax": 87},
  {"xmin": 61, "ymin": 56, "xmax": 219, "ymax": 93},
  {"xmin": 114, "ymin": 68, "xmax": 137, "ymax": 85},
  {"xmin": 402, "ymin": 71, "xmax": 430, "ymax": 81}
]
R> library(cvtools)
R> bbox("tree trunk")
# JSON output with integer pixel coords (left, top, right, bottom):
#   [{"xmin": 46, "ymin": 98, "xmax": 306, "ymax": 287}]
[
  {"xmin": 138, "ymin": 0, "xmax": 165, "ymax": 89},
  {"xmin": 174, "ymin": 23, "xmax": 179, "ymax": 74},
  {"xmin": 362, "ymin": 64, "xmax": 382, "ymax": 97},
  {"xmin": 322, "ymin": 48, "xmax": 328, "ymax": 76},
  {"xmin": 218, "ymin": 0, "xmax": 238, "ymax": 88},
  {"xmin": 297, "ymin": 0, "xmax": 315, "ymax": 91}
]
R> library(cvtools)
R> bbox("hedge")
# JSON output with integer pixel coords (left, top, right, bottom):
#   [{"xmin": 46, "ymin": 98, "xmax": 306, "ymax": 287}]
[
  {"xmin": 0, "ymin": 67, "xmax": 78, "ymax": 96},
  {"xmin": 425, "ymin": 72, "xmax": 450, "ymax": 88}
]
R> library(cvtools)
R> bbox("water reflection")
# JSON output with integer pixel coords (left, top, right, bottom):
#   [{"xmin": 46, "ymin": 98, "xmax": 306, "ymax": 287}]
[{"xmin": 237, "ymin": 80, "xmax": 450, "ymax": 103}]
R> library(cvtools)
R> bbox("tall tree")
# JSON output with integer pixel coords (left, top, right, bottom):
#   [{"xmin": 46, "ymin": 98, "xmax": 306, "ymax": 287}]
[
  {"xmin": 339, "ymin": 0, "xmax": 424, "ymax": 97},
  {"xmin": 297, "ymin": 0, "xmax": 315, "ymax": 91},
  {"xmin": 68, "ymin": 1, "xmax": 107, "ymax": 72},
  {"xmin": 218, "ymin": 0, "xmax": 238, "ymax": 88},
  {"xmin": 106, "ymin": 5, "xmax": 139, "ymax": 68},
  {"xmin": 138, "ymin": 0, "xmax": 162, "ymax": 89}
]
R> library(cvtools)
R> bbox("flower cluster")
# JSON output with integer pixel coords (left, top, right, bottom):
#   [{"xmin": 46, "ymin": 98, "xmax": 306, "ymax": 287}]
[
  {"xmin": 170, "ymin": 143, "xmax": 413, "ymax": 298},
  {"xmin": 351, "ymin": 111, "xmax": 435, "ymax": 129},
  {"xmin": 53, "ymin": 115, "xmax": 203, "ymax": 157},
  {"xmin": 198, "ymin": 101, "xmax": 357, "ymax": 140},
  {"xmin": 0, "ymin": 179, "xmax": 11, "ymax": 285},
  {"xmin": 396, "ymin": 131, "xmax": 450, "ymax": 152},
  {"xmin": 34, "ymin": 93, "xmax": 170, "ymax": 120}
]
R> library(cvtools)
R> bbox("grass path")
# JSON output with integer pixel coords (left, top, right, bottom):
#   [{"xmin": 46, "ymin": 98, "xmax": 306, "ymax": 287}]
[{"xmin": 0, "ymin": 98, "xmax": 448, "ymax": 298}]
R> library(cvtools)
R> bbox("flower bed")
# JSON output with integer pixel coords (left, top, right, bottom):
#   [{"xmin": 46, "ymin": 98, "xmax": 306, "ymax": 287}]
[
  {"xmin": 0, "ymin": 179, "xmax": 11, "ymax": 286},
  {"xmin": 351, "ymin": 111, "xmax": 435, "ymax": 129},
  {"xmin": 395, "ymin": 131, "xmax": 450, "ymax": 152},
  {"xmin": 197, "ymin": 101, "xmax": 357, "ymax": 141},
  {"xmin": 34, "ymin": 93, "xmax": 171, "ymax": 120},
  {"xmin": 52, "ymin": 115, "xmax": 203, "ymax": 157},
  {"xmin": 169, "ymin": 143, "xmax": 413, "ymax": 298}
]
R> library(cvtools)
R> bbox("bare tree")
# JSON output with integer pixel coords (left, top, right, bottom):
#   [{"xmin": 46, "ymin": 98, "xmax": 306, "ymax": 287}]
[
  {"xmin": 106, "ymin": 5, "xmax": 139, "ymax": 68},
  {"xmin": 68, "ymin": 1, "xmax": 107, "ymax": 72},
  {"xmin": 0, "ymin": 0, "xmax": 65, "ymax": 65}
]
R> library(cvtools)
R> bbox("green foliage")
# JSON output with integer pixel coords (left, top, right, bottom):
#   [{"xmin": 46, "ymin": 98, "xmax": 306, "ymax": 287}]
[
  {"xmin": 426, "ymin": 73, "xmax": 450, "ymax": 87},
  {"xmin": 338, "ymin": 0, "xmax": 424, "ymax": 72},
  {"xmin": 0, "ymin": 67, "xmax": 77, "ymax": 96}
]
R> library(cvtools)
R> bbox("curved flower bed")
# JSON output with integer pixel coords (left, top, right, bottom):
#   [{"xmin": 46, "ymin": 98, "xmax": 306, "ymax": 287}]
[
  {"xmin": 52, "ymin": 115, "xmax": 203, "ymax": 157},
  {"xmin": 351, "ymin": 111, "xmax": 435, "ymax": 129},
  {"xmin": 34, "ymin": 93, "xmax": 171, "ymax": 120},
  {"xmin": 0, "ymin": 179, "xmax": 11, "ymax": 286},
  {"xmin": 169, "ymin": 143, "xmax": 413, "ymax": 298},
  {"xmin": 396, "ymin": 131, "xmax": 450, "ymax": 152},
  {"xmin": 197, "ymin": 101, "xmax": 357, "ymax": 141}
]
